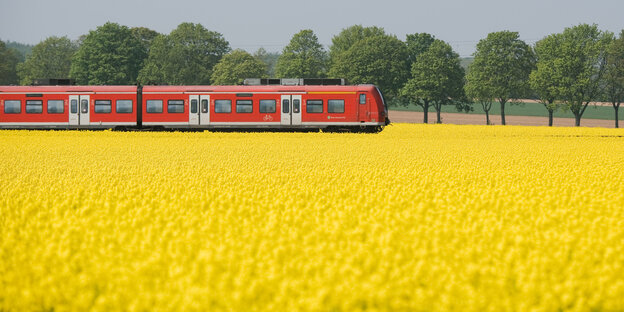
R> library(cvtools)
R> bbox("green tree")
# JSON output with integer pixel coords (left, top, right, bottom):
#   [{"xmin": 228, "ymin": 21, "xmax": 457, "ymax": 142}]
[
  {"xmin": 131, "ymin": 27, "xmax": 160, "ymax": 54},
  {"xmin": 529, "ymin": 34, "xmax": 561, "ymax": 126},
  {"xmin": 405, "ymin": 33, "xmax": 435, "ymax": 66},
  {"xmin": 328, "ymin": 25, "xmax": 386, "ymax": 67},
  {"xmin": 329, "ymin": 35, "xmax": 409, "ymax": 97},
  {"xmin": 70, "ymin": 22, "xmax": 146, "ymax": 85},
  {"xmin": 275, "ymin": 30, "xmax": 327, "ymax": 78},
  {"xmin": 254, "ymin": 47, "xmax": 279, "ymax": 77},
  {"xmin": 465, "ymin": 65, "xmax": 495, "ymax": 125},
  {"xmin": 17, "ymin": 36, "xmax": 78, "ymax": 85},
  {"xmin": 5, "ymin": 41, "xmax": 33, "ymax": 62},
  {"xmin": 604, "ymin": 30, "xmax": 624, "ymax": 128},
  {"xmin": 138, "ymin": 23, "xmax": 230, "ymax": 85},
  {"xmin": 400, "ymin": 40, "xmax": 465, "ymax": 124},
  {"xmin": 211, "ymin": 50, "xmax": 267, "ymax": 85},
  {"xmin": 0, "ymin": 40, "xmax": 19, "ymax": 84},
  {"xmin": 470, "ymin": 31, "xmax": 535, "ymax": 125},
  {"xmin": 547, "ymin": 24, "xmax": 612, "ymax": 127}
]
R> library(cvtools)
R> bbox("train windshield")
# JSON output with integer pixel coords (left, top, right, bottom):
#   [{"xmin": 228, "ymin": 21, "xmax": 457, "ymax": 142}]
[{"xmin": 375, "ymin": 86, "xmax": 388, "ymax": 115}]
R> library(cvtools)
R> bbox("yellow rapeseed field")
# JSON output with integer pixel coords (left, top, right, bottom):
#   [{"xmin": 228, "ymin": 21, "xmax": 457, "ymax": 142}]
[{"xmin": 1, "ymin": 123, "xmax": 623, "ymax": 311}]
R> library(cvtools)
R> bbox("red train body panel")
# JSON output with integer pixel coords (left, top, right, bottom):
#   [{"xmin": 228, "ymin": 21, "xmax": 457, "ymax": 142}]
[{"xmin": 0, "ymin": 84, "xmax": 388, "ymax": 131}]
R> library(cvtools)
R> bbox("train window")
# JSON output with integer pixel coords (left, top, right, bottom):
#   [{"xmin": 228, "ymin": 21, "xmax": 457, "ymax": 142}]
[
  {"xmin": 4, "ymin": 100, "xmax": 21, "ymax": 114},
  {"xmin": 259, "ymin": 100, "xmax": 276, "ymax": 113},
  {"xmin": 167, "ymin": 100, "xmax": 185, "ymax": 113},
  {"xmin": 282, "ymin": 99, "xmax": 289, "ymax": 113},
  {"xmin": 236, "ymin": 100, "xmax": 253, "ymax": 113},
  {"xmin": 71, "ymin": 99, "xmax": 78, "ymax": 114},
  {"xmin": 293, "ymin": 99, "xmax": 300, "ymax": 113},
  {"xmin": 116, "ymin": 100, "xmax": 133, "ymax": 113},
  {"xmin": 47, "ymin": 100, "xmax": 64, "ymax": 114},
  {"xmin": 190, "ymin": 99, "xmax": 198, "ymax": 114},
  {"xmin": 81, "ymin": 99, "xmax": 88, "ymax": 113},
  {"xmin": 201, "ymin": 99, "xmax": 208, "ymax": 113},
  {"xmin": 215, "ymin": 100, "xmax": 231, "ymax": 113},
  {"xmin": 146, "ymin": 100, "xmax": 163, "ymax": 113},
  {"xmin": 328, "ymin": 100, "xmax": 345, "ymax": 113},
  {"xmin": 306, "ymin": 100, "xmax": 323, "ymax": 113},
  {"xmin": 26, "ymin": 100, "xmax": 43, "ymax": 114},
  {"xmin": 359, "ymin": 94, "xmax": 366, "ymax": 104},
  {"xmin": 94, "ymin": 100, "xmax": 112, "ymax": 113}
]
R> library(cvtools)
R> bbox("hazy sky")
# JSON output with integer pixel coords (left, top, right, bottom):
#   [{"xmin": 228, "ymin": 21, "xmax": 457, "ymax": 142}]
[{"xmin": 1, "ymin": 0, "xmax": 623, "ymax": 57}]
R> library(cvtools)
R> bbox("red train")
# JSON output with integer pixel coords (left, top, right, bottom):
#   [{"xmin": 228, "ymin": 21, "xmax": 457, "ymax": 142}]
[{"xmin": 0, "ymin": 81, "xmax": 389, "ymax": 132}]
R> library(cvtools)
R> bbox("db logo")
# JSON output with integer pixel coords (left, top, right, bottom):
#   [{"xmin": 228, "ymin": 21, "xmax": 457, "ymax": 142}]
[{"xmin": 263, "ymin": 115, "xmax": 273, "ymax": 121}]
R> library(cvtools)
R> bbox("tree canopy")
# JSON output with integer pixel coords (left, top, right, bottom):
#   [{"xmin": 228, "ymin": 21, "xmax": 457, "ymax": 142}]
[
  {"xmin": 138, "ymin": 23, "xmax": 230, "ymax": 85},
  {"xmin": 468, "ymin": 31, "xmax": 535, "ymax": 125},
  {"xmin": 211, "ymin": 49, "xmax": 267, "ymax": 85},
  {"xmin": 329, "ymin": 34, "xmax": 409, "ymax": 97},
  {"xmin": 131, "ymin": 27, "xmax": 160, "ymax": 55},
  {"xmin": 401, "ymin": 40, "xmax": 465, "ymax": 123},
  {"xmin": 543, "ymin": 24, "xmax": 612, "ymax": 126},
  {"xmin": 254, "ymin": 48, "xmax": 279, "ymax": 77},
  {"xmin": 274, "ymin": 30, "xmax": 327, "ymax": 78},
  {"xmin": 328, "ymin": 25, "xmax": 386, "ymax": 64},
  {"xmin": 69, "ymin": 22, "xmax": 146, "ymax": 85},
  {"xmin": 17, "ymin": 36, "xmax": 78, "ymax": 85},
  {"xmin": 529, "ymin": 34, "xmax": 562, "ymax": 126},
  {"xmin": 0, "ymin": 40, "xmax": 19, "ymax": 85},
  {"xmin": 405, "ymin": 33, "xmax": 436, "ymax": 65}
]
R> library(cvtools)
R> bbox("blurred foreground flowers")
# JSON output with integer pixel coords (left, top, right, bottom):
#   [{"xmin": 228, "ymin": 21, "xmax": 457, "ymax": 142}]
[{"xmin": 1, "ymin": 124, "xmax": 623, "ymax": 311}]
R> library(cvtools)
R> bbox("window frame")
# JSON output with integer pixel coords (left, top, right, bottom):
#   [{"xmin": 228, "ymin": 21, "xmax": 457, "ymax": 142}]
[
  {"xmin": 116, "ymin": 100, "xmax": 133, "ymax": 114},
  {"xmin": 80, "ymin": 99, "xmax": 88, "ymax": 113},
  {"xmin": 94, "ymin": 100, "xmax": 112, "ymax": 114},
  {"xmin": 4, "ymin": 100, "xmax": 21, "ymax": 114},
  {"xmin": 70, "ymin": 99, "xmax": 78, "ymax": 114},
  {"xmin": 306, "ymin": 99, "xmax": 323, "ymax": 113},
  {"xmin": 167, "ymin": 99, "xmax": 185, "ymax": 114},
  {"xmin": 236, "ymin": 99, "xmax": 253, "ymax": 113},
  {"xmin": 359, "ymin": 94, "xmax": 367, "ymax": 105},
  {"xmin": 146, "ymin": 100, "xmax": 163, "ymax": 113},
  {"xmin": 190, "ymin": 99, "xmax": 198, "ymax": 114},
  {"xmin": 259, "ymin": 99, "xmax": 276, "ymax": 113},
  {"xmin": 327, "ymin": 99, "xmax": 345, "ymax": 114},
  {"xmin": 46, "ymin": 100, "xmax": 65, "ymax": 114},
  {"xmin": 214, "ymin": 99, "xmax": 232, "ymax": 113},
  {"xmin": 25, "ymin": 100, "xmax": 43, "ymax": 114}
]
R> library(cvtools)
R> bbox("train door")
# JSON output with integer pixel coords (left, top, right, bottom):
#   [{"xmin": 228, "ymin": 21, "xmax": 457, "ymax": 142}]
[
  {"xmin": 200, "ymin": 95, "xmax": 210, "ymax": 126},
  {"xmin": 280, "ymin": 94, "xmax": 302, "ymax": 126},
  {"xmin": 358, "ymin": 93, "xmax": 368, "ymax": 122},
  {"xmin": 69, "ymin": 95, "xmax": 90, "ymax": 126},
  {"xmin": 189, "ymin": 94, "xmax": 210, "ymax": 126}
]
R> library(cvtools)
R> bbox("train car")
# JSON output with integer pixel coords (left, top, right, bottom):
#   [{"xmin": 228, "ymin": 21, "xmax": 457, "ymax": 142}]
[
  {"xmin": 0, "ymin": 85, "xmax": 139, "ymax": 129},
  {"xmin": 0, "ymin": 82, "xmax": 388, "ymax": 131},
  {"xmin": 141, "ymin": 84, "xmax": 388, "ymax": 131}
]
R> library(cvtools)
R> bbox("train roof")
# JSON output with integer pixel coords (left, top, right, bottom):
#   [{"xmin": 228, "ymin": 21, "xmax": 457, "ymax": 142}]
[
  {"xmin": 0, "ymin": 85, "xmax": 138, "ymax": 92},
  {"xmin": 142, "ymin": 85, "xmax": 378, "ymax": 92},
  {"xmin": 0, "ymin": 85, "xmax": 378, "ymax": 93}
]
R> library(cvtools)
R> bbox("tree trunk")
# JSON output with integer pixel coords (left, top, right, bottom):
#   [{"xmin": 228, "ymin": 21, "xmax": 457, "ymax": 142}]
[
  {"xmin": 436, "ymin": 108, "xmax": 442, "ymax": 124},
  {"xmin": 485, "ymin": 110, "xmax": 490, "ymax": 125},
  {"xmin": 574, "ymin": 113, "xmax": 581, "ymax": 127},
  {"xmin": 423, "ymin": 101, "xmax": 429, "ymax": 124},
  {"xmin": 500, "ymin": 100, "xmax": 506, "ymax": 125},
  {"xmin": 615, "ymin": 104, "xmax": 620, "ymax": 128},
  {"xmin": 548, "ymin": 109, "xmax": 553, "ymax": 127}
]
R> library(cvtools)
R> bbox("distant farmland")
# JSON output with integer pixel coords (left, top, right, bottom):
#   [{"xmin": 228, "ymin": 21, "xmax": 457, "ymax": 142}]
[{"xmin": 389, "ymin": 101, "xmax": 624, "ymax": 121}]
